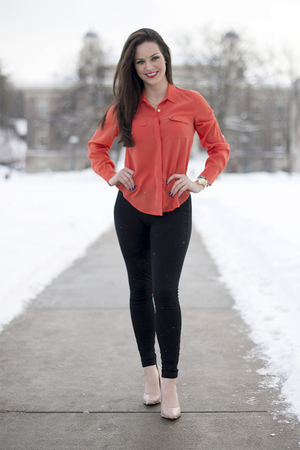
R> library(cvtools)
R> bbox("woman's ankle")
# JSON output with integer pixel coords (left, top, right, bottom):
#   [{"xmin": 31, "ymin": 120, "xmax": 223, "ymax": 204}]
[
  {"xmin": 161, "ymin": 377, "xmax": 179, "ymax": 407},
  {"xmin": 143, "ymin": 365, "xmax": 160, "ymax": 394}
]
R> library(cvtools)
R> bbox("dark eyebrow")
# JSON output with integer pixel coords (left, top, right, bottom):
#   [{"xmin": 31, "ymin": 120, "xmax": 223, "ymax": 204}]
[{"xmin": 135, "ymin": 52, "xmax": 159, "ymax": 61}]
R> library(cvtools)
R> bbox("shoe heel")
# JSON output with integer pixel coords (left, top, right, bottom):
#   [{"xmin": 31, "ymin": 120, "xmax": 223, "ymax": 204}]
[{"xmin": 143, "ymin": 364, "xmax": 161, "ymax": 405}]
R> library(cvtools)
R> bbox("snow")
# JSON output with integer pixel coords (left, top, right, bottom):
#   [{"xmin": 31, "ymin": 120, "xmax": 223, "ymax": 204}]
[
  {"xmin": 0, "ymin": 128, "xmax": 27, "ymax": 167},
  {"xmin": 0, "ymin": 167, "xmax": 116, "ymax": 328},
  {"xmin": 12, "ymin": 119, "xmax": 28, "ymax": 137},
  {"xmin": 1, "ymin": 159, "xmax": 300, "ymax": 421}
]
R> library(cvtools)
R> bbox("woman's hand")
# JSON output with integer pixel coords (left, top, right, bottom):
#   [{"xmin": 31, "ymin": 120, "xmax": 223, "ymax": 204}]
[
  {"xmin": 109, "ymin": 168, "xmax": 135, "ymax": 191},
  {"xmin": 167, "ymin": 174, "xmax": 204, "ymax": 197}
]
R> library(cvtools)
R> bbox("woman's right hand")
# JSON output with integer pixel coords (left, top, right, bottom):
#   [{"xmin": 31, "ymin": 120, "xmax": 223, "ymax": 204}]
[{"xmin": 109, "ymin": 168, "xmax": 135, "ymax": 191}]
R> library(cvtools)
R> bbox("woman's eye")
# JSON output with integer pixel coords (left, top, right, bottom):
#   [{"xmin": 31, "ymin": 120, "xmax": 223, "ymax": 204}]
[
  {"xmin": 136, "ymin": 60, "xmax": 144, "ymax": 64},
  {"xmin": 152, "ymin": 56, "xmax": 159, "ymax": 61}
]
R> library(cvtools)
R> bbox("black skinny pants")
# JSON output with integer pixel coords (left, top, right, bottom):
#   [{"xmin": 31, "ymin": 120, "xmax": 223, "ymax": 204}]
[{"xmin": 114, "ymin": 191, "xmax": 192, "ymax": 378}]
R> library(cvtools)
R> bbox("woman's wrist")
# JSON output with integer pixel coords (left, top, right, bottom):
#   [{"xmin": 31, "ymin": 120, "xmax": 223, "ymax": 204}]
[
  {"xmin": 108, "ymin": 174, "xmax": 117, "ymax": 186},
  {"xmin": 193, "ymin": 181, "xmax": 204, "ymax": 193}
]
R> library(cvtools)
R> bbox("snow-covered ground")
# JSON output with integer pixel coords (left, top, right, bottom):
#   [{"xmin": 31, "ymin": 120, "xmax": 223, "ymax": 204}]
[
  {"xmin": 0, "ymin": 166, "xmax": 116, "ymax": 328},
  {"xmin": 1, "ymin": 158, "xmax": 300, "ymax": 422}
]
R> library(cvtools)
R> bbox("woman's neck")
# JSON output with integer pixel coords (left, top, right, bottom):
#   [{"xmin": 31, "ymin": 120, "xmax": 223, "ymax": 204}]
[{"xmin": 144, "ymin": 78, "xmax": 169, "ymax": 106}]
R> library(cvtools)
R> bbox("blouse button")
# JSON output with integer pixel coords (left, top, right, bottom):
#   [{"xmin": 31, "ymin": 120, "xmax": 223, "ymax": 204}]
[{"xmin": 157, "ymin": 109, "xmax": 161, "ymax": 112}]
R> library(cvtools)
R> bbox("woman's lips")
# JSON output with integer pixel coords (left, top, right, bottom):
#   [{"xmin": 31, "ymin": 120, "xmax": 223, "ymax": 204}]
[{"xmin": 145, "ymin": 72, "xmax": 158, "ymax": 78}]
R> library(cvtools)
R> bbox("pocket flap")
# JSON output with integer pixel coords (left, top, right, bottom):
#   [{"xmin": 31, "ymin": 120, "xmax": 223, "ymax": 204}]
[
  {"xmin": 169, "ymin": 116, "xmax": 190, "ymax": 124},
  {"xmin": 133, "ymin": 119, "xmax": 147, "ymax": 126}
]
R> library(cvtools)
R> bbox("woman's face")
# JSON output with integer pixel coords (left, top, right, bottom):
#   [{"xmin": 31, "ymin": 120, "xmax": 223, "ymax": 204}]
[{"xmin": 134, "ymin": 41, "xmax": 167, "ymax": 88}]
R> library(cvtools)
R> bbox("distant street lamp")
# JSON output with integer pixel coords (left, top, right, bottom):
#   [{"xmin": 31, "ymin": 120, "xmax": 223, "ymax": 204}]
[
  {"xmin": 240, "ymin": 134, "xmax": 251, "ymax": 172},
  {"xmin": 68, "ymin": 135, "xmax": 79, "ymax": 170}
]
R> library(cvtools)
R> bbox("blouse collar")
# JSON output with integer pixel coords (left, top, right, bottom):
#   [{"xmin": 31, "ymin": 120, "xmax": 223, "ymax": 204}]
[{"xmin": 141, "ymin": 83, "xmax": 177, "ymax": 106}]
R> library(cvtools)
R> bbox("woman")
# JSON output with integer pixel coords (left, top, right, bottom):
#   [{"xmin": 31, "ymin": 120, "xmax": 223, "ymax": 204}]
[{"xmin": 88, "ymin": 28, "xmax": 230, "ymax": 420}]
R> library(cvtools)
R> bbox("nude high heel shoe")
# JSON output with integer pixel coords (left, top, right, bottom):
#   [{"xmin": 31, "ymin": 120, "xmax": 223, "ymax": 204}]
[
  {"xmin": 160, "ymin": 377, "xmax": 181, "ymax": 420},
  {"xmin": 143, "ymin": 364, "xmax": 161, "ymax": 405}
]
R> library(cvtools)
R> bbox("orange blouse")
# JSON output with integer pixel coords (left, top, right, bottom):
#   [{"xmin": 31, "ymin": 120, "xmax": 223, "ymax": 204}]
[{"xmin": 88, "ymin": 83, "xmax": 230, "ymax": 216}]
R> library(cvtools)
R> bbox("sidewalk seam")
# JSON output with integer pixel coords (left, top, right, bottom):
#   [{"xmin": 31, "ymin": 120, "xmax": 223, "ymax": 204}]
[{"xmin": 0, "ymin": 410, "xmax": 270, "ymax": 414}]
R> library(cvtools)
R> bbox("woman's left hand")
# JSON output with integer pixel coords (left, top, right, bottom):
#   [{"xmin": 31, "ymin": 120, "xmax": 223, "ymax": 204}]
[{"xmin": 167, "ymin": 174, "xmax": 204, "ymax": 197}]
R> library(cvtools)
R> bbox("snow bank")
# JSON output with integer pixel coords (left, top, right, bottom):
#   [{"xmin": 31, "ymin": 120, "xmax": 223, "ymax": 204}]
[{"xmin": 188, "ymin": 158, "xmax": 300, "ymax": 420}]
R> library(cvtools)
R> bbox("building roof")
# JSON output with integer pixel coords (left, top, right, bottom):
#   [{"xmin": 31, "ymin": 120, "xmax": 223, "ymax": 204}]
[{"xmin": 85, "ymin": 31, "xmax": 98, "ymax": 38}]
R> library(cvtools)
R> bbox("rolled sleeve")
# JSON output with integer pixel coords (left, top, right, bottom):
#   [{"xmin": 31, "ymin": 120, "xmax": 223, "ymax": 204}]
[
  {"xmin": 194, "ymin": 93, "xmax": 230, "ymax": 184},
  {"xmin": 87, "ymin": 106, "xmax": 119, "ymax": 183}
]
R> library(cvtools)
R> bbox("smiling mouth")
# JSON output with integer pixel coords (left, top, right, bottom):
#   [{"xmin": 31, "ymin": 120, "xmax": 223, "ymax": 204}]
[{"xmin": 145, "ymin": 72, "xmax": 158, "ymax": 78}]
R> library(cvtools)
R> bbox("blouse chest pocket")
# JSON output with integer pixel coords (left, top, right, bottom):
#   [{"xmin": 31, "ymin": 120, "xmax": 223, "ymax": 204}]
[
  {"xmin": 132, "ymin": 119, "xmax": 149, "ymax": 142},
  {"xmin": 168, "ymin": 116, "xmax": 191, "ymax": 138}
]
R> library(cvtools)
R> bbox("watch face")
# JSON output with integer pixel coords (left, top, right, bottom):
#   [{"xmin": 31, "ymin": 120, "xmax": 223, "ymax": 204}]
[{"xmin": 197, "ymin": 179, "xmax": 207, "ymax": 186}]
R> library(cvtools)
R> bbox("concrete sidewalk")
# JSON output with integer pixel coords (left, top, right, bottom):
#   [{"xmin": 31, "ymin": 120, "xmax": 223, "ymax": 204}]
[{"xmin": 0, "ymin": 228, "xmax": 299, "ymax": 449}]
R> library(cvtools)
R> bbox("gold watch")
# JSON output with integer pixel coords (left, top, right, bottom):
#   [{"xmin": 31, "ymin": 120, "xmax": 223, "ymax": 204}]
[{"xmin": 196, "ymin": 176, "xmax": 210, "ymax": 188}]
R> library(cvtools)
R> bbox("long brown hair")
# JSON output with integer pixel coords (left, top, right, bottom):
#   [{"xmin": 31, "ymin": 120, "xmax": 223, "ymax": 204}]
[{"xmin": 101, "ymin": 28, "xmax": 173, "ymax": 147}]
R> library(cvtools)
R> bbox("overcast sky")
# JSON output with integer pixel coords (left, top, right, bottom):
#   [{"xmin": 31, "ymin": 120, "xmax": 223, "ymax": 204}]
[{"xmin": 1, "ymin": 0, "xmax": 299, "ymax": 85}]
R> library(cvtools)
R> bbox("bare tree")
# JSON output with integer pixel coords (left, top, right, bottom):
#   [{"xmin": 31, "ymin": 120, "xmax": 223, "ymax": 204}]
[
  {"xmin": 175, "ymin": 28, "xmax": 260, "ymax": 132},
  {"xmin": 0, "ymin": 63, "xmax": 10, "ymax": 128},
  {"xmin": 51, "ymin": 79, "xmax": 110, "ymax": 150},
  {"xmin": 0, "ymin": 64, "xmax": 26, "ymax": 169},
  {"xmin": 201, "ymin": 31, "xmax": 247, "ymax": 131},
  {"xmin": 51, "ymin": 32, "xmax": 114, "ymax": 153},
  {"xmin": 174, "ymin": 28, "xmax": 293, "ymax": 173}
]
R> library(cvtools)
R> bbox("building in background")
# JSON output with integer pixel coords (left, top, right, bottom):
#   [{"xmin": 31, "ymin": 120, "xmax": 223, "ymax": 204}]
[
  {"xmin": 15, "ymin": 31, "xmax": 299, "ymax": 174},
  {"xmin": 78, "ymin": 31, "xmax": 105, "ymax": 80},
  {"xmin": 222, "ymin": 84, "xmax": 290, "ymax": 173}
]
